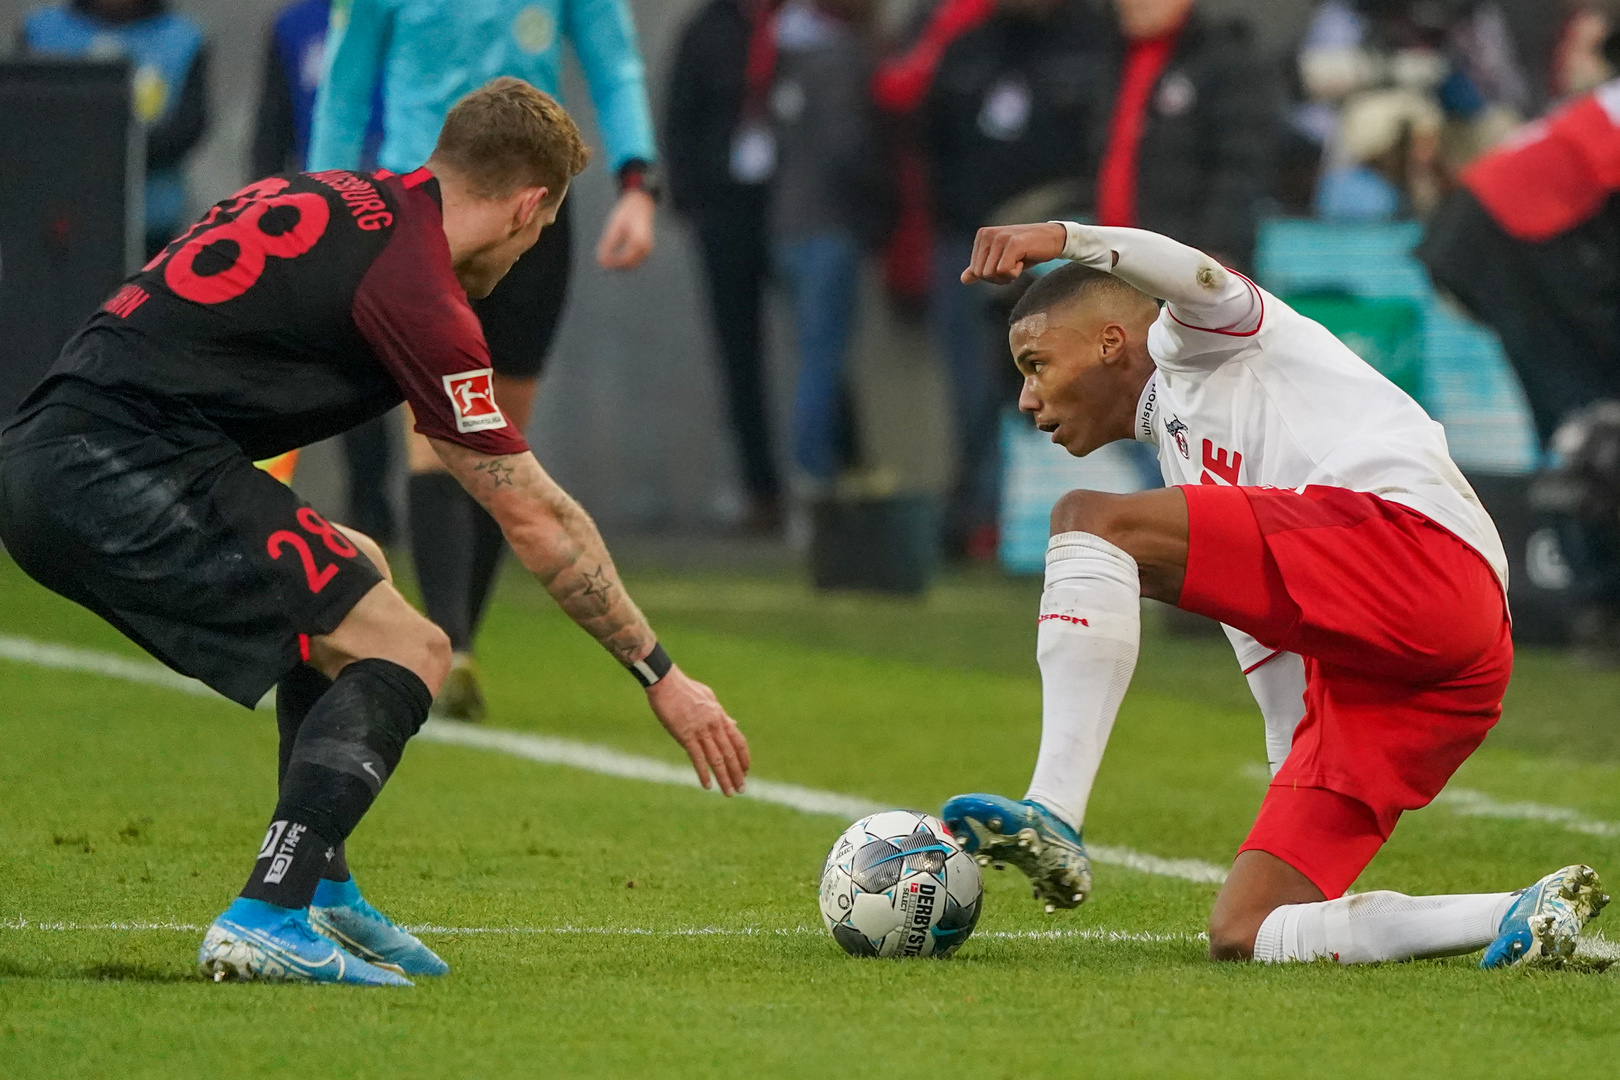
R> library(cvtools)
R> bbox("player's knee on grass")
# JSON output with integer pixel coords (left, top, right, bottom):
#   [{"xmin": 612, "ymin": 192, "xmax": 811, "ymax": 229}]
[
  {"xmin": 1207, "ymin": 906, "xmax": 1268, "ymax": 962},
  {"xmin": 1208, "ymin": 850, "xmax": 1328, "ymax": 961},
  {"xmin": 336, "ymin": 525, "xmax": 393, "ymax": 584},
  {"xmin": 312, "ymin": 582, "xmax": 453, "ymax": 694}
]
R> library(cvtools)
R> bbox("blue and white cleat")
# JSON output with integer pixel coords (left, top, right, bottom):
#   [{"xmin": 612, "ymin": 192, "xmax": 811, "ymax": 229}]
[
  {"xmin": 941, "ymin": 793, "xmax": 1091, "ymax": 912},
  {"xmin": 198, "ymin": 897, "xmax": 412, "ymax": 986},
  {"xmin": 1481, "ymin": 864, "xmax": 1609, "ymax": 969},
  {"xmin": 309, "ymin": 877, "xmax": 449, "ymax": 977}
]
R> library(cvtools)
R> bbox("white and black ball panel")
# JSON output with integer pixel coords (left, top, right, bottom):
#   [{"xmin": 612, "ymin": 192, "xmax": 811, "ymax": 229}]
[{"xmin": 818, "ymin": 811, "xmax": 984, "ymax": 958}]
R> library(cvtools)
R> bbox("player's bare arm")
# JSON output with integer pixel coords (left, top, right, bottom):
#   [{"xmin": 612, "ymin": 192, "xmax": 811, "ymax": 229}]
[
  {"xmin": 961, "ymin": 222, "xmax": 1070, "ymax": 285},
  {"xmin": 431, "ymin": 437, "xmax": 750, "ymax": 796},
  {"xmin": 434, "ymin": 438, "xmax": 648, "ymax": 662},
  {"xmin": 967, "ymin": 221, "xmax": 1255, "ymax": 333}
]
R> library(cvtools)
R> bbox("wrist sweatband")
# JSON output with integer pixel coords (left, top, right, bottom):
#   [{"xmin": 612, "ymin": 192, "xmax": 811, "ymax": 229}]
[
  {"xmin": 618, "ymin": 160, "xmax": 663, "ymax": 203},
  {"xmin": 628, "ymin": 643, "xmax": 673, "ymax": 688}
]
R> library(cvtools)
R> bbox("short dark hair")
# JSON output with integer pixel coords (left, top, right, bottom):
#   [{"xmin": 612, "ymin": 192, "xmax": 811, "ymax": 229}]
[
  {"xmin": 430, "ymin": 77, "xmax": 590, "ymax": 200},
  {"xmin": 1008, "ymin": 262, "xmax": 1156, "ymax": 326}
]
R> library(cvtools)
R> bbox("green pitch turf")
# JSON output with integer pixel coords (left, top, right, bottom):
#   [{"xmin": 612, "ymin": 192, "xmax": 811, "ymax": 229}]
[{"xmin": 2, "ymin": 549, "xmax": 1618, "ymax": 1079}]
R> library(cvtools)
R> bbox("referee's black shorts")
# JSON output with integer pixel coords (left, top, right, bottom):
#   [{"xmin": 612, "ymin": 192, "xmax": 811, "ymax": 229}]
[
  {"xmin": 0, "ymin": 399, "xmax": 383, "ymax": 708},
  {"xmin": 471, "ymin": 195, "xmax": 573, "ymax": 380}
]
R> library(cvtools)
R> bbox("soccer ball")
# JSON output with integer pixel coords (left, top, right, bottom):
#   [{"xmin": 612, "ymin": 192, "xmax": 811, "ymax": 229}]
[{"xmin": 818, "ymin": 810, "xmax": 983, "ymax": 958}]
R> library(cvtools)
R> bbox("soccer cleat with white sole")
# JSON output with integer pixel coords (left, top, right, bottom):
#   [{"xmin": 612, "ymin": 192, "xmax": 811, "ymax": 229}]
[
  {"xmin": 197, "ymin": 897, "xmax": 412, "ymax": 986},
  {"xmin": 1481, "ymin": 864, "xmax": 1609, "ymax": 969},
  {"xmin": 941, "ymin": 793, "xmax": 1091, "ymax": 912},
  {"xmin": 309, "ymin": 877, "xmax": 449, "ymax": 977}
]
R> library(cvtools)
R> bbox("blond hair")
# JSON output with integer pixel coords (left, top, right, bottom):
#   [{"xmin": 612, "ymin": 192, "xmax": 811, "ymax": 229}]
[{"xmin": 429, "ymin": 77, "xmax": 590, "ymax": 200}]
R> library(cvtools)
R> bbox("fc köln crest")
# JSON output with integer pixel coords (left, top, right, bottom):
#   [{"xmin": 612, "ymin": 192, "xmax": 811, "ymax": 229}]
[
  {"xmin": 443, "ymin": 369, "xmax": 507, "ymax": 434},
  {"xmin": 1166, "ymin": 417, "xmax": 1191, "ymax": 459}
]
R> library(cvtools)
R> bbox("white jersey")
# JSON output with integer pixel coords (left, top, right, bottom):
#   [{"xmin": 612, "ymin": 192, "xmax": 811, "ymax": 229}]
[{"xmin": 1054, "ymin": 222, "xmax": 1510, "ymax": 675}]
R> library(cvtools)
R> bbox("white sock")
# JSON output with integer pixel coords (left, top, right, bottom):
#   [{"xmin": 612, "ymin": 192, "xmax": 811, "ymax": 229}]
[
  {"xmin": 1022, "ymin": 532, "xmax": 1141, "ymax": 831},
  {"xmin": 1252, "ymin": 891, "xmax": 1518, "ymax": 964}
]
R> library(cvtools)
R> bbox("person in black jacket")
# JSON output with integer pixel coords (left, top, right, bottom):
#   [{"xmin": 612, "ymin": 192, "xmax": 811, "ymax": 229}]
[
  {"xmin": 665, "ymin": 0, "xmax": 784, "ymax": 533},
  {"xmin": 1093, "ymin": 0, "xmax": 1277, "ymax": 271},
  {"xmin": 924, "ymin": 0, "xmax": 1110, "ymax": 556}
]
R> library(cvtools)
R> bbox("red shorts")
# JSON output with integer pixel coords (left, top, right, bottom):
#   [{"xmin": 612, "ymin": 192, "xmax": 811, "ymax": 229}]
[{"xmin": 1178, "ymin": 484, "xmax": 1513, "ymax": 898}]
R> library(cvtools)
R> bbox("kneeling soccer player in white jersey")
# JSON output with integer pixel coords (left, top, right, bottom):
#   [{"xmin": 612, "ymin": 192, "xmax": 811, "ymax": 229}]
[{"xmin": 939, "ymin": 220, "xmax": 1608, "ymax": 967}]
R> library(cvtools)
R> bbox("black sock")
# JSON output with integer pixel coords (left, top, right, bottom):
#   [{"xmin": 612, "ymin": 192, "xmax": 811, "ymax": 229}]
[
  {"xmin": 276, "ymin": 665, "xmax": 331, "ymax": 783},
  {"xmin": 465, "ymin": 501, "xmax": 506, "ymax": 642},
  {"xmin": 409, "ymin": 471, "xmax": 475, "ymax": 652},
  {"xmin": 242, "ymin": 659, "xmax": 431, "ymax": 908},
  {"xmin": 276, "ymin": 665, "xmax": 351, "ymax": 882}
]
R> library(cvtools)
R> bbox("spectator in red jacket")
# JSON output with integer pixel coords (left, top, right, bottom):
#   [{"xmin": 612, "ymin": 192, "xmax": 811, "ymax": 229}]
[
  {"xmin": 1420, "ymin": 78, "xmax": 1620, "ymax": 445},
  {"xmin": 1096, "ymin": 0, "xmax": 1277, "ymax": 269}
]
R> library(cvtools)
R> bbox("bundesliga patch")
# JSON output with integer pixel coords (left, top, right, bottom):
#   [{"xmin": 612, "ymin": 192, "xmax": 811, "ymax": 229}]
[{"xmin": 443, "ymin": 369, "xmax": 508, "ymax": 434}]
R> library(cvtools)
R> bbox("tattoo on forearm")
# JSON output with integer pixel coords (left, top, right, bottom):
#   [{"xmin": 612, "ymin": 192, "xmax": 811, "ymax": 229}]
[
  {"xmin": 433, "ymin": 437, "xmax": 653, "ymax": 666},
  {"xmin": 473, "ymin": 458, "xmax": 516, "ymax": 488},
  {"xmin": 579, "ymin": 564, "xmax": 615, "ymax": 616}
]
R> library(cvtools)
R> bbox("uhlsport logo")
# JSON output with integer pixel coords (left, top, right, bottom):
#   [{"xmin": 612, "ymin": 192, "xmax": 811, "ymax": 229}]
[
  {"xmin": 257, "ymin": 820, "xmax": 308, "ymax": 885},
  {"xmin": 898, "ymin": 881, "xmax": 938, "ymax": 956},
  {"xmin": 443, "ymin": 369, "xmax": 508, "ymax": 434}
]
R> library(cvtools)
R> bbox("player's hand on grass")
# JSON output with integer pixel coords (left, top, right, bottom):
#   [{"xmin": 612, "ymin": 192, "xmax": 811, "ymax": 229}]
[
  {"xmin": 961, "ymin": 222, "xmax": 1069, "ymax": 285},
  {"xmin": 647, "ymin": 666, "xmax": 750, "ymax": 796},
  {"xmin": 597, "ymin": 189, "xmax": 656, "ymax": 270}
]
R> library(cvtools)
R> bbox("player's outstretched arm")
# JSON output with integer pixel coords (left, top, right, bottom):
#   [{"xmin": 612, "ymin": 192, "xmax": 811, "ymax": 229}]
[
  {"xmin": 430, "ymin": 438, "xmax": 750, "ymax": 795},
  {"xmin": 962, "ymin": 221, "xmax": 1258, "ymax": 330}
]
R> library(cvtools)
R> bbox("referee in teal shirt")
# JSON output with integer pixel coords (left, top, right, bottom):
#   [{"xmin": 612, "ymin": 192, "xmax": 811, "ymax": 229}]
[{"xmin": 309, "ymin": 0, "xmax": 662, "ymax": 721}]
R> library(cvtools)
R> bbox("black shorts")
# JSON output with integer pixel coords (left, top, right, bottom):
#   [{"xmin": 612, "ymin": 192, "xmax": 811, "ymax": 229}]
[
  {"xmin": 470, "ymin": 196, "xmax": 573, "ymax": 380},
  {"xmin": 0, "ymin": 402, "xmax": 383, "ymax": 708}
]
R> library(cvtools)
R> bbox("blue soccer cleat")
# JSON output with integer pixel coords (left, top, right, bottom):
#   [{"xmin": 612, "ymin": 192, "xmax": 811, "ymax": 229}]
[
  {"xmin": 198, "ymin": 897, "xmax": 412, "ymax": 985},
  {"xmin": 1481, "ymin": 864, "xmax": 1609, "ymax": 969},
  {"xmin": 309, "ymin": 877, "xmax": 450, "ymax": 977},
  {"xmin": 941, "ymin": 793, "xmax": 1092, "ymax": 912}
]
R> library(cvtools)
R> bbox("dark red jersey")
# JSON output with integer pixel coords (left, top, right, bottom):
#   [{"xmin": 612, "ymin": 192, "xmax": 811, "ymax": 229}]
[{"xmin": 12, "ymin": 167, "xmax": 529, "ymax": 461}]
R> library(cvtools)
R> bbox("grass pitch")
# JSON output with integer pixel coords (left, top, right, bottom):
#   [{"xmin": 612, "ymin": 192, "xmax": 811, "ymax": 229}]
[{"xmin": 2, "ymin": 547, "xmax": 1618, "ymax": 1078}]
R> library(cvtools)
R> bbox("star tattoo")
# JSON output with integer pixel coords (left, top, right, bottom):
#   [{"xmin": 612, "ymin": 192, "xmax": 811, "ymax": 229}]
[
  {"xmin": 475, "ymin": 458, "xmax": 516, "ymax": 488},
  {"xmin": 580, "ymin": 565, "xmax": 614, "ymax": 609}
]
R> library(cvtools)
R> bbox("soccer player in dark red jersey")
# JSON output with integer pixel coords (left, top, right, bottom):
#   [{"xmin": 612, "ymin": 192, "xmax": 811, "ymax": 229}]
[{"xmin": 0, "ymin": 78, "xmax": 749, "ymax": 986}]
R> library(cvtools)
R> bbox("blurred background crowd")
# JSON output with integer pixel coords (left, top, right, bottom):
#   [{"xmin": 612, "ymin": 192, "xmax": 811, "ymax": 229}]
[{"xmin": 4, "ymin": 0, "xmax": 1620, "ymax": 660}]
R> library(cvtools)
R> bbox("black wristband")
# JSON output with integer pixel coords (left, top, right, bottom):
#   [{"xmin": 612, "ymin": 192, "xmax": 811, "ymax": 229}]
[
  {"xmin": 617, "ymin": 159, "xmax": 663, "ymax": 203},
  {"xmin": 628, "ymin": 642, "xmax": 673, "ymax": 688}
]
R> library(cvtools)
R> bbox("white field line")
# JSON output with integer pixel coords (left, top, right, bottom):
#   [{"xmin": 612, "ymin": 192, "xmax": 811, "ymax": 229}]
[
  {"xmin": 0, "ymin": 635, "xmax": 216, "ymax": 700},
  {"xmin": 1577, "ymin": 932, "xmax": 1620, "ymax": 962},
  {"xmin": 1238, "ymin": 763, "xmax": 1620, "ymax": 842},
  {"xmin": 2, "ymin": 917, "xmax": 1612, "ymax": 961},
  {"xmin": 0, "ymin": 633, "xmax": 1232, "ymax": 886},
  {"xmin": 414, "ymin": 721, "xmax": 884, "ymax": 822},
  {"xmin": 1433, "ymin": 788, "xmax": 1620, "ymax": 839},
  {"xmin": 0, "ymin": 918, "xmax": 1201, "ymax": 944}
]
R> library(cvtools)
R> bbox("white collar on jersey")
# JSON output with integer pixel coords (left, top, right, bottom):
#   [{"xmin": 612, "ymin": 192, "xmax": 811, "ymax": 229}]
[{"xmin": 1134, "ymin": 373, "xmax": 1160, "ymax": 444}]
